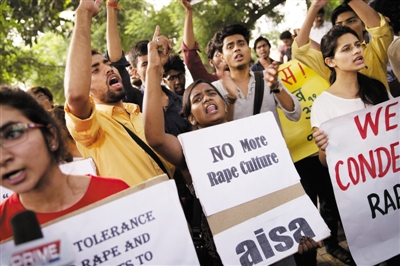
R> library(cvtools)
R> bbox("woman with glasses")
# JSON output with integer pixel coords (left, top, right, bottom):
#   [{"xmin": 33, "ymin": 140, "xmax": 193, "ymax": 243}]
[{"xmin": 0, "ymin": 86, "xmax": 129, "ymax": 241}]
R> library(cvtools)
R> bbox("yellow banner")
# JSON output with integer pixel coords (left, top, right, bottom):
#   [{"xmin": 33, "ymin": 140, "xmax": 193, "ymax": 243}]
[{"xmin": 277, "ymin": 59, "xmax": 330, "ymax": 162}]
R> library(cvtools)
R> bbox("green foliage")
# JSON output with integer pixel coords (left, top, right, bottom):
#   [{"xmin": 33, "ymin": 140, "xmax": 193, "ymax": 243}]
[{"xmin": 2, "ymin": 0, "xmax": 293, "ymax": 99}]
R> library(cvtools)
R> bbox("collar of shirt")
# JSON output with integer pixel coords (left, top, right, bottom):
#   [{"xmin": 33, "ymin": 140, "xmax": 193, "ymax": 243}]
[{"xmin": 96, "ymin": 102, "xmax": 140, "ymax": 117}]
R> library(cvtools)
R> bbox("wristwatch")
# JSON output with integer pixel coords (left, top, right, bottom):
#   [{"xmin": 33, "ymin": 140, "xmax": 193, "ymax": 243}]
[{"xmin": 271, "ymin": 82, "xmax": 283, "ymax": 94}]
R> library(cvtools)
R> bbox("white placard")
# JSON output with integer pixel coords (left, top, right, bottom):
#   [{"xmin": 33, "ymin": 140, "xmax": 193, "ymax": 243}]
[
  {"xmin": 178, "ymin": 112, "xmax": 300, "ymax": 216},
  {"xmin": 214, "ymin": 195, "xmax": 330, "ymax": 265},
  {"xmin": 1, "ymin": 179, "xmax": 199, "ymax": 266},
  {"xmin": 321, "ymin": 98, "xmax": 400, "ymax": 265}
]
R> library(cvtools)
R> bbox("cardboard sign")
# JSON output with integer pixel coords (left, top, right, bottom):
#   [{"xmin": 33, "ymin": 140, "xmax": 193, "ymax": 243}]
[
  {"xmin": 1, "ymin": 175, "xmax": 199, "ymax": 266},
  {"xmin": 321, "ymin": 98, "xmax": 400, "ymax": 265},
  {"xmin": 179, "ymin": 112, "xmax": 300, "ymax": 216},
  {"xmin": 179, "ymin": 112, "xmax": 330, "ymax": 265},
  {"xmin": 213, "ymin": 194, "xmax": 329, "ymax": 265},
  {"xmin": 277, "ymin": 60, "xmax": 330, "ymax": 162}
]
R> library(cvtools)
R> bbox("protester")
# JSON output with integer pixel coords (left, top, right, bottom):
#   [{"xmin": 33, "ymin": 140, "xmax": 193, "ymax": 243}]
[
  {"xmin": 312, "ymin": 25, "xmax": 391, "ymax": 166},
  {"xmin": 179, "ymin": 0, "xmax": 221, "ymax": 82},
  {"xmin": 279, "ymin": 30, "xmax": 294, "ymax": 62},
  {"xmin": 64, "ymin": 0, "xmax": 173, "ymax": 187},
  {"xmin": 105, "ymin": 0, "xmax": 143, "ymax": 109},
  {"xmin": 163, "ymin": 54, "xmax": 186, "ymax": 96},
  {"xmin": 309, "ymin": 8, "xmax": 332, "ymax": 45},
  {"xmin": 251, "ymin": 36, "xmax": 280, "ymax": 71},
  {"xmin": 0, "ymin": 86, "xmax": 129, "ymax": 241},
  {"xmin": 369, "ymin": 0, "xmax": 400, "ymax": 97},
  {"xmin": 212, "ymin": 24, "xmax": 301, "ymax": 127},
  {"xmin": 292, "ymin": 0, "xmax": 393, "ymax": 90},
  {"xmin": 311, "ymin": 25, "xmax": 394, "ymax": 265},
  {"xmin": 26, "ymin": 86, "xmax": 54, "ymax": 110}
]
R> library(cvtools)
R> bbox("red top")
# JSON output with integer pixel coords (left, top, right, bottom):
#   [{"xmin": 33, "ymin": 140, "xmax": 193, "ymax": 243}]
[{"xmin": 0, "ymin": 175, "xmax": 129, "ymax": 241}]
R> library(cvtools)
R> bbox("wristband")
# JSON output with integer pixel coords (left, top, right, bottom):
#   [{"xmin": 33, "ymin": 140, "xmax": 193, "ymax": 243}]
[{"xmin": 107, "ymin": 1, "xmax": 124, "ymax": 10}]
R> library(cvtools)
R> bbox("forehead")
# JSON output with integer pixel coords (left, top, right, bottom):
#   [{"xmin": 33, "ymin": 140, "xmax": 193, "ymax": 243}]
[
  {"xmin": 223, "ymin": 34, "xmax": 246, "ymax": 45},
  {"xmin": 256, "ymin": 40, "xmax": 269, "ymax": 48},
  {"xmin": 91, "ymin": 54, "xmax": 108, "ymax": 65},
  {"xmin": 166, "ymin": 69, "xmax": 183, "ymax": 77},
  {"xmin": 190, "ymin": 83, "xmax": 214, "ymax": 97},
  {"xmin": 136, "ymin": 55, "xmax": 148, "ymax": 66},
  {"xmin": 337, "ymin": 33, "xmax": 359, "ymax": 46},
  {"xmin": 0, "ymin": 106, "xmax": 28, "ymax": 127},
  {"xmin": 336, "ymin": 11, "xmax": 358, "ymax": 23}
]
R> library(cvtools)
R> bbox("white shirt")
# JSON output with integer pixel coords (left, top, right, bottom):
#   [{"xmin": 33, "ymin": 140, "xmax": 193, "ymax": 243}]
[
  {"xmin": 310, "ymin": 21, "xmax": 332, "ymax": 45},
  {"xmin": 311, "ymin": 91, "xmax": 369, "ymax": 128}
]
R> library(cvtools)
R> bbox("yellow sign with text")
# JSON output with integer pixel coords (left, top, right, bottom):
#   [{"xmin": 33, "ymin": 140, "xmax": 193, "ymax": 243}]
[{"xmin": 278, "ymin": 60, "xmax": 330, "ymax": 162}]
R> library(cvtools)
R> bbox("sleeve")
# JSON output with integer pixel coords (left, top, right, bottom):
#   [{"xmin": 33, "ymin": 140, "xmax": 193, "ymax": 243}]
[
  {"xmin": 180, "ymin": 41, "xmax": 219, "ymax": 83},
  {"xmin": 65, "ymin": 98, "xmax": 103, "ymax": 148},
  {"xmin": 310, "ymin": 95, "xmax": 331, "ymax": 129},
  {"xmin": 273, "ymin": 79, "xmax": 302, "ymax": 122},
  {"xmin": 211, "ymin": 80, "xmax": 228, "ymax": 98},
  {"xmin": 105, "ymin": 50, "xmax": 143, "ymax": 109},
  {"xmin": 291, "ymin": 38, "xmax": 331, "ymax": 82},
  {"xmin": 388, "ymin": 38, "xmax": 400, "ymax": 79},
  {"xmin": 366, "ymin": 13, "xmax": 394, "ymax": 70}
]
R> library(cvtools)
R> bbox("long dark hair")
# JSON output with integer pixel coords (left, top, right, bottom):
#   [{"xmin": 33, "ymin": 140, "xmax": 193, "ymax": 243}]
[
  {"xmin": 180, "ymin": 79, "xmax": 226, "ymax": 129},
  {"xmin": 321, "ymin": 26, "xmax": 389, "ymax": 105},
  {"xmin": 0, "ymin": 86, "xmax": 67, "ymax": 164}
]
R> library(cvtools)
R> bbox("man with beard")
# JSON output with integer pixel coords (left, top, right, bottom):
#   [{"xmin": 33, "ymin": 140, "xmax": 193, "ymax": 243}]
[{"xmin": 64, "ymin": 0, "xmax": 173, "ymax": 186}]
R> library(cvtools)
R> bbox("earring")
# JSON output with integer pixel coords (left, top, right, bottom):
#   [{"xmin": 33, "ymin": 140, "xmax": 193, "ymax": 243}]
[
  {"xmin": 51, "ymin": 145, "xmax": 56, "ymax": 150},
  {"xmin": 225, "ymin": 107, "xmax": 228, "ymax": 113}
]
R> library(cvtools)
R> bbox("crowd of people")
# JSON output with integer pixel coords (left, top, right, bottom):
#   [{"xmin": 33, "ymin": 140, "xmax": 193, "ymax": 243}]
[{"xmin": 1, "ymin": 0, "xmax": 399, "ymax": 265}]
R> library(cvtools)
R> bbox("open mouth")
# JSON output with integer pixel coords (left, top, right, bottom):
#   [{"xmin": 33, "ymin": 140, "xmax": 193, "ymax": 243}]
[
  {"xmin": 108, "ymin": 75, "xmax": 123, "ymax": 88},
  {"xmin": 2, "ymin": 169, "xmax": 25, "ymax": 185},
  {"xmin": 235, "ymin": 54, "xmax": 244, "ymax": 60},
  {"xmin": 354, "ymin": 56, "xmax": 364, "ymax": 63},
  {"xmin": 206, "ymin": 104, "xmax": 218, "ymax": 114}
]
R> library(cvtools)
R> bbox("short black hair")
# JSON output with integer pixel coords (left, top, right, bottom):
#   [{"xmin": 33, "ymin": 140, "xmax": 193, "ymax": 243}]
[
  {"xmin": 370, "ymin": 0, "xmax": 400, "ymax": 34},
  {"xmin": 279, "ymin": 31, "xmax": 292, "ymax": 40},
  {"xmin": 26, "ymin": 86, "xmax": 54, "ymax": 101},
  {"xmin": 206, "ymin": 37, "xmax": 218, "ymax": 60},
  {"xmin": 163, "ymin": 54, "xmax": 185, "ymax": 78},
  {"xmin": 317, "ymin": 8, "xmax": 325, "ymax": 15},
  {"xmin": 126, "ymin": 40, "xmax": 149, "ymax": 68},
  {"xmin": 253, "ymin": 36, "xmax": 271, "ymax": 51},
  {"xmin": 214, "ymin": 24, "xmax": 251, "ymax": 52},
  {"xmin": 331, "ymin": 3, "xmax": 356, "ymax": 25}
]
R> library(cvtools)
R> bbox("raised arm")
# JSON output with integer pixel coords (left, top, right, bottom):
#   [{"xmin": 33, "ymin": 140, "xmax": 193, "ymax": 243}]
[
  {"xmin": 265, "ymin": 62, "xmax": 296, "ymax": 112},
  {"xmin": 106, "ymin": 0, "xmax": 123, "ymax": 62},
  {"xmin": 180, "ymin": 0, "xmax": 195, "ymax": 49},
  {"xmin": 64, "ymin": 0, "xmax": 102, "ymax": 119},
  {"xmin": 143, "ymin": 27, "xmax": 187, "ymax": 170},
  {"xmin": 296, "ymin": 0, "xmax": 329, "ymax": 48},
  {"xmin": 347, "ymin": 0, "xmax": 380, "ymax": 28}
]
